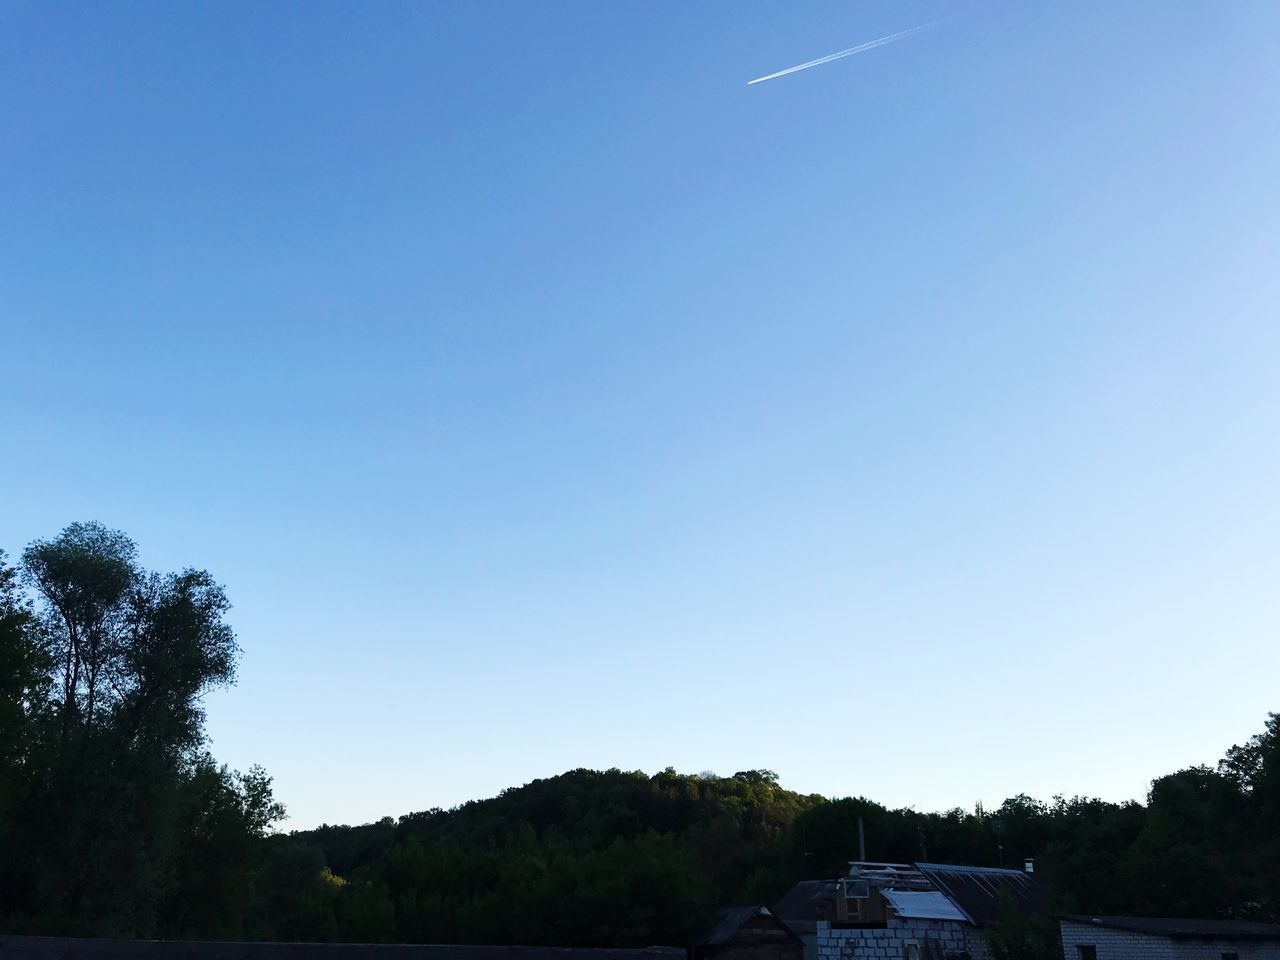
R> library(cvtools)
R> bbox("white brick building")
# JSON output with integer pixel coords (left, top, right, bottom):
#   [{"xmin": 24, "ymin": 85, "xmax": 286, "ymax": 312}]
[
  {"xmin": 807, "ymin": 862, "xmax": 1040, "ymax": 960},
  {"xmin": 817, "ymin": 916, "xmax": 988, "ymax": 960},
  {"xmin": 1061, "ymin": 917, "xmax": 1280, "ymax": 960}
]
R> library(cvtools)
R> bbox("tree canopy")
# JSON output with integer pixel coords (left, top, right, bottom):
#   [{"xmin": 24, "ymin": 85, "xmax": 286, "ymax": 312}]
[
  {"xmin": 0, "ymin": 523, "xmax": 282, "ymax": 937},
  {"xmin": 2, "ymin": 523, "xmax": 1279, "ymax": 945}
]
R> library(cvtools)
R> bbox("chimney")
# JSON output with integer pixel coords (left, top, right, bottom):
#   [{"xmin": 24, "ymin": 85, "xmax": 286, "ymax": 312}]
[{"xmin": 1023, "ymin": 858, "xmax": 1035, "ymax": 874}]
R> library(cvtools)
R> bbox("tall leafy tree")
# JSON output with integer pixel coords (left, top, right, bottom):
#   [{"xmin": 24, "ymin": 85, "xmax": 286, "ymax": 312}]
[
  {"xmin": 0, "ymin": 549, "xmax": 50, "ymax": 922},
  {"xmin": 1, "ymin": 523, "xmax": 281, "ymax": 937},
  {"xmin": 0, "ymin": 550, "xmax": 47, "ymax": 768}
]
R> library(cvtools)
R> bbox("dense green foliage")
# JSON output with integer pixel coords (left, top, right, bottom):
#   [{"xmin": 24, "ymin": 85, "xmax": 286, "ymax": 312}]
[
  {"xmin": 4, "ymin": 524, "xmax": 1280, "ymax": 946},
  {"xmin": 272, "ymin": 728, "xmax": 1280, "ymax": 946},
  {"xmin": 0, "ymin": 524, "xmax": 284, "ymax": 938}
]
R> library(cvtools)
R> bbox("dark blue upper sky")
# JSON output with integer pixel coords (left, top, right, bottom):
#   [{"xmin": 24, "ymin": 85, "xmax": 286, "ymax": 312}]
[{"xmin": 4, "ymin": 0, "xmax": 1279, "ymax": 827}]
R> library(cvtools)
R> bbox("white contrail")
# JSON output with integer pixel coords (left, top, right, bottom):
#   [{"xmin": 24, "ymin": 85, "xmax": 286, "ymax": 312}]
[{"xmin": 747, "ymin": 19, "xmax": 943, "ymax": 85}]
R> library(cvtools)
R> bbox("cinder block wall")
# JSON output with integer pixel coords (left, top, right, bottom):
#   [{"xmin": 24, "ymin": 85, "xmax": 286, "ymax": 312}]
[
  {"xmin": 962, "ymin": 927, "xmax": 988, "ymax": 960},
  {"xmin": 816, "ymin": 920, "xmax": 973, "ymax": 960},
  {"xmin": 1060, "ymin": 921, "xmax": 1280, "ymax": 960}
]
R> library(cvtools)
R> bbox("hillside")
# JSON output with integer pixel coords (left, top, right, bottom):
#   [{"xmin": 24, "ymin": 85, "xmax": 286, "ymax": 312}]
[
  {"xmin": 3, "ymin": 531, "xmax": 1276, "ymax": 945},
  {"xmin": 264, "ymin": 724, "xmax": 1280, "ymax": 946}
]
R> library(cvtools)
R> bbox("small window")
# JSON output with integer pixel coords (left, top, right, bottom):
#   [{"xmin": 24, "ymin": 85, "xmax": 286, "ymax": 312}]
[
  {"xmin": 1077, "ymin": 946, "xmax": 1097, "ymax": 960},
  {"xmin": 1222, "ymin": 953, "xmax": 1239, "ymax": 960},
  {"xmin": 843, "ymin": 879, "xmax": 870, "ymax": 899}
]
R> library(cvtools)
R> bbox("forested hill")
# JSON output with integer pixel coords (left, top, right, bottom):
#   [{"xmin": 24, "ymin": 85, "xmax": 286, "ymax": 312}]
[
  {"xmin": 3, "ymin": 524, "xmax": 1279, "ymax": 948},
  {"xmin": 276, "ymin": 720, "xmax": 1280, "ymax": 946}
]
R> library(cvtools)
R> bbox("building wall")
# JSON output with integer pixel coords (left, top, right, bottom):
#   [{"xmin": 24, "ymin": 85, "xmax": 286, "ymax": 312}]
[
  {"xmin": 817, "ymin": 920, "xmax": 977, "ymax": 960},
  {"xmin": 1060, "ymin": 921, "xmax": 1280, "ymax": 960},
  {"xmin": 703, "ymin": 916, "xmax": 804, "ymax": 960},
  {"xmin": 962, "ymin": 926, "xmax": 989, "ymax": 960},
  {"xmin": 704, "ymin": 944, "xmax": 802, "ymax": 960}
]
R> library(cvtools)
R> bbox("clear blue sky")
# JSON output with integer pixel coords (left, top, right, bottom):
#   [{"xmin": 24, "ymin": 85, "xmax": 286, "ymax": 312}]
[{"xmin": 4, "ymin": 1, "xmax": 1279, "ymax": 829}]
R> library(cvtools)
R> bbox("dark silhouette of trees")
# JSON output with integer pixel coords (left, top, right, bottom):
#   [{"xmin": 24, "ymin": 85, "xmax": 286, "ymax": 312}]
[
  {"xmin": 0, "ymin": 523, "xmax": 282, "ymax": 937},
  {"xmin": 3, "ymin": 523, "xmax": 1280, "ymax": 946}
]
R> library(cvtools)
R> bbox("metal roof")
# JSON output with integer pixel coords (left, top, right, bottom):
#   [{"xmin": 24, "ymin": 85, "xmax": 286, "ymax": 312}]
[
  {"xmin": 881, "ymin": 891, "xmax": 968, "ymax": 923},
  {"xmin": 914, "ymin": 863, "xmax": 1042, "ymax": 928},
  {"xmin": 1063, "ymin": 917, "xmax": 1280, "ymax": 942}
]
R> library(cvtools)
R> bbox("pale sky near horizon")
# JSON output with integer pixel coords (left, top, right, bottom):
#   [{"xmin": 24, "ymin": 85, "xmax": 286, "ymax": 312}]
[{"xmin": 4, "ymin": 1, "xmax": 1280, "ymax": 830}]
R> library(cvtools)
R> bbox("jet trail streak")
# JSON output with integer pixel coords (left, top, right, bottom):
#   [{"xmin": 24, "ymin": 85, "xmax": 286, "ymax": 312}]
[{"xmin": 748, "ymin": 20, "xmax": 942, "ymax": 85}]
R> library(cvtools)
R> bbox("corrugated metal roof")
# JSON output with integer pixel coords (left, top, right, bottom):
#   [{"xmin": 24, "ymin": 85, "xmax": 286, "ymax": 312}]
[
  {"xmin": 914, "ymin": 863, "xmax": 1042, "ymax": 928},
  {"xmin": 881, "ymin": 890, "xmax": 968, "ymax": 923}
]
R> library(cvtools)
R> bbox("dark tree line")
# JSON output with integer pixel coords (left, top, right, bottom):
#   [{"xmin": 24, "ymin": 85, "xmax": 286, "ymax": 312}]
[
  {"xmin": 271, "ymin": 724, "xmax": 1280, "ymax": 947},
  {"xmin": 0, "ymin": 523, "xmax": 283, "ymax": 937},
  {"xmin": 3, "ymin": 523, "xmax": 1279, "ymax": 946}
]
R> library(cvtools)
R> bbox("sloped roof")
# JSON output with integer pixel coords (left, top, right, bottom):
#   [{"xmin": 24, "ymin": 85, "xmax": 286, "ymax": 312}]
[
  {"xmin": 881, "ymin": 890, "xmax": 967, "ymax": 923},
  {"xmin": 1063, "ymin": 917, "xmax": 1280, "ymax": 942},
  {"xmin": 702, "ymin": 906, "xmax": 797, "ymax": 947},
  {"xmin": 914, "ymin": 863, "xmax": 1042, "ymax": 928},
  {"xmin": 772, "ymin": 881, "xmax": 836, "ymax": 935},
  {"xmin": 0, "ymin": 936, "xmax": 686, "ymax": 960}
]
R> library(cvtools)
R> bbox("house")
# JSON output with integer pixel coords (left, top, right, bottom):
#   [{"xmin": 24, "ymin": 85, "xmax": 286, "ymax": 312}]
[
  {"xmin": 805, "ymin": 861, "xmax": 1042, "ymax": 960},
  {"xmin": 772, "ymin": 880, "xmax": 838, "ymax": 960},
  {"xmin": 696, "ymin": 906, "xmax": 805, "ymax": 960},
  {"xmin": 1060, "ymin": 916, "xmax": 1280, "ymax": 960}
]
